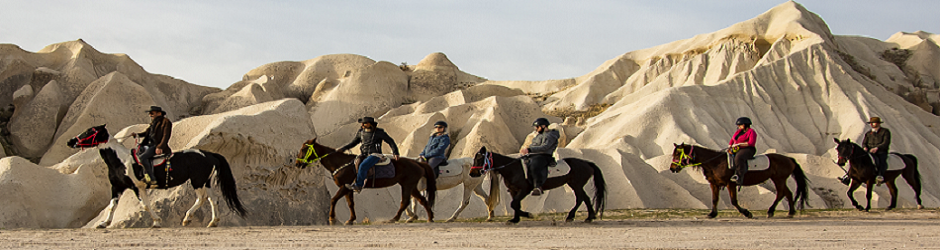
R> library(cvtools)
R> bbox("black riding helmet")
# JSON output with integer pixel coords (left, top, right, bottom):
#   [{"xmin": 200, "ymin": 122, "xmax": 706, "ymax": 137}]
[
  {"xmin": 533, "ymin": 118, "xmax": 550, "ymax": 127},
  {"xmin": 735, "ymin": 117, "xmax": 752, "ymax": 126},
  {"xmin": 434, "ymin": 121, "xmax": 448, "ymax": 128}
]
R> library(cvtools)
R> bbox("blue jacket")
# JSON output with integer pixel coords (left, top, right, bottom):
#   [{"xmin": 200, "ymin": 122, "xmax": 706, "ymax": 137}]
[{"xmin": 420, "ymin": 133, "xmax": 450, "ymax": 159}]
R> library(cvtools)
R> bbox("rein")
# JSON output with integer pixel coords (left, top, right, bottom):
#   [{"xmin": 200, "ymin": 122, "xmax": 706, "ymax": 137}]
[
  {"xmin": 471, "ymin": 151, "xmax": 515, "ymax": 175},
  {"xmin": 672, "ymin": 146, "xmax": 729, "ymax": 170},
  {"xmin": 74, "ymin": 128, "xmax": 107, "ymax": 148}
]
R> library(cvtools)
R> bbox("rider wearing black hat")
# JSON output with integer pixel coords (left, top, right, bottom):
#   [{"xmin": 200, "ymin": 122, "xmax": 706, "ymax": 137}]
[
  {"xmin": 418, "ymin": 121, "xmax": 450, "ymax": 178},
  {"xmin": 862, "ymin": 117, "xmax": 891, "ymax": 185},
  {"xmin": 338, "ymin": 117, "xmax": 400, "ymax": 192},
  {"xmin": 130, "ymin": 106, "xmax": 172, "ymax": 186},
  {"xmin": 520, "ymin": 118, "xmax": 559, "ymax": 196}
]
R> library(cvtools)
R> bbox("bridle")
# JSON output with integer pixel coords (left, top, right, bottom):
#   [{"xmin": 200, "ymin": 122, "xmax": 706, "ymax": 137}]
[
  {"xmin": 74, "ymin": 128, "xmax": 108, "ymax": 149},
  {"xmin": 296, "ymin": 144, "xmax": 331, "ymax": 165},
  {"xmin": 471, "ymin": 151, "xmax": 511, "ymax": 175}
]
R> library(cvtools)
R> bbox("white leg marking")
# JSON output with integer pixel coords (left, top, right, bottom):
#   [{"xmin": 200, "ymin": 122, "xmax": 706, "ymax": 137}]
[
  {"xmin": 206, "ymin": 195, "xmax": 220, "ymax": 227},
  {"xmin": 182, "ymin": 188, "xmax": 208, "ymax": 226},
  {"xmin": 97, "ymin": 198, "xmax": 120, "ymax": 228},
  {"xmin": 137, "ymin": 189, "xmax": 163, "ymax": 228}
]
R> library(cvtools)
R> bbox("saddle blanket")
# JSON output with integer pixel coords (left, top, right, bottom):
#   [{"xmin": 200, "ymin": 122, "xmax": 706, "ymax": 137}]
[
  {"xmin": 865, "ymin": 153, "xmax": 906, "ymax": 171},
  {"xmin": 736, "ymin": 155, "xmax": 770, "ymax": 171}
]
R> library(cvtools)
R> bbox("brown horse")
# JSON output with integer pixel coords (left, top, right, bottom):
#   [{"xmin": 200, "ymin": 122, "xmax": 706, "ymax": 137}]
[
  {"xmin": 469, "ymin": 146, "xmax": 607, "ymax": 224},
  {"xmin": 670, "ymin": 143, "xmax": 809, "ymax": 218},
  {"xmin": 833, "ymin": 138, "xmax": 923, "ymax": 211},
  {"xmin": 293, "ymin": 138, "xmax": 437, "ymax": 225}
]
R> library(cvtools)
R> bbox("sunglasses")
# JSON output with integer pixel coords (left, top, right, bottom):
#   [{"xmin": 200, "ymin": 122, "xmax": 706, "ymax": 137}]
[{"xmin": 434, "ymin": 126, "xmax": 444, "ymax": 128}]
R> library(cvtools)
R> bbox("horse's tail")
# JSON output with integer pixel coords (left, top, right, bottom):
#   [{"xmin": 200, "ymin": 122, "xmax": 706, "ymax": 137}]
[
  {"xmin": 422, "ymin": 161, "xmax": 437, "ymax": 208},
  {"xmin": 485, "ymin": 171, "xmax": 501, "ymax": 209},
  {"xmin": 790, "ymin": 158, "xmax": 810, "ymax": 210},
  {"xmin": 208, "ymin": 151, "xmax": 247, "ymax": 217},
  {"xmin": 586, "ymin": 160, "xmax": 607, "ymax": 219}
]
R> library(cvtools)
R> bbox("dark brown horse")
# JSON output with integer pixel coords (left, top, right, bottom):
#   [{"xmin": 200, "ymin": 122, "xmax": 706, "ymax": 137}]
[
  {"xmin": 293, "ymin": 139, "xmax": 436, "ymax": 225},
  {"xmin": 469, "ymin": 146, "xmax": 607, "ymax": 224},
  {"xmin": 670, "ymin": 143, "xmax": 809, "ymax": 218},
  {"xmin": 833, "ymin": 138, "xmax": 923, "ymax": 211}
]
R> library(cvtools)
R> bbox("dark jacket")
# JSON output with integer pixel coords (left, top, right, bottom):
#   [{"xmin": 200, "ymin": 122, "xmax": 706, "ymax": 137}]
[
  {"xmin": 339, "ymin": 128, "xmax": 400, "ymax": 156},
  {"xmin": 420, "ymin": 133, "xmax": 450, "ymax": 159},
  {"xmin": 528, "ymin": 129, "xmax": 559, "ymax": 155},
  {"xmin": 141, "ymin": 116, "xmax": 172, "ymax": 153},
  {"xmin": 863, "ymin": 128, "xmax": 891, "ymax": 153}
]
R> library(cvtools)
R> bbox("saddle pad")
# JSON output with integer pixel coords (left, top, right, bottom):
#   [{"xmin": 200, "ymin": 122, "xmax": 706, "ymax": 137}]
[
  {"xmin": 367, "ymin": 162, "xmax": 395, "ymax": 179},
  {"xmin": 547, "ymin": 159, "xmax": 570, "ymax": 178},
  {"xmin": 438, "ymin": 163, "xmax": 462, "ymax": 178},
  {"xmin": 743, "ymin": 155, "xmax": 770, "ymax": 171},
  {"xmin": 866, "ymin": 154, "xmax": 906, "ymax": 171}
]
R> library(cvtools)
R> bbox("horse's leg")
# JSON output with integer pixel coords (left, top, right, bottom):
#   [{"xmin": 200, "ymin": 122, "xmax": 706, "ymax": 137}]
[
  {"xmin": 886, "ymin": 179, "xmax": 899, "ymax": 211},
  {"xmin": 708, "ymin": 184, "xmax": 720, "ymax": 218},
  {"xmin": 96, "ymin": 196, "xmax": 120, "ymax": 228},
  {"xmin": 328, "ymin": 189, "xmax": 346, "ymax": 225},
  {"xmin": 728, "ymin": 185, "xmax": 753, "ymax": 218},
  {"xmin": 901, "ymin": 168, "xmax": 924, "ymax": 209},
  {"xmin": 471, "ymin": 184, "xmax": 495, "ymax": 222},
  {"xmin": 405, "ymin": 195, "xmax": 419, "ymax": 223},
  {"xmin": 205, "ymin": 194, "xmax": 220, "ymax": 227},
  {"xmin": 410, "ymin": 188, "xmax": 435, "ymax": 223},
  {"xmin": 847, "ymin": 180, "xmax": 864, "ymax": 210},
  {"xmin": 446, "ymin": 184, "xmax": 475, "ymax": 222},
  {"xmin": 136, "ymin": 188, "xmax": 164, "ymax": 228},
  {"xmin": 864, "ymin": 180, "xmax": 873, "ymax": 212},
  {"xmin": 181, "ymin": 188, "xmax": 208, "ymax": 226},
  {"xmin": 508, "ymin": 191, "xmax": 531, "ymax": 224},
  {"xmin": 388, "ymin": 184, "xmax": 416, "ymax": 223},
  {"xmin": 344, "ymin": 192, "xmax": 357, "ymax": 225},
  {"xmin": 767, "ymin": 179, "xmax": 793, "ymax": 218}
]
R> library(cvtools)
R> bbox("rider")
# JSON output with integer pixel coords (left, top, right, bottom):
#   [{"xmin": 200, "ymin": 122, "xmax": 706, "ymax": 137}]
[
  {"xmin": 728, "ymin": 117, "xmax": 756, "ymax": 186},
  {"xmin": 130, "ymin": 106, "xmax": 172, "ymax": 186},
  {"xmin": 862, "ymin": 117, "xmax": 891, "ymax": 184},
  {"xmin": 338, "ymin": 117, "xmax": 400, "ymax": 193},
  {"xmin": 418, "ymin": 121, "xmax": 450, "ymax": 178},
  {"xmin": 520, "ymin": 118, "xmax": 559, "ymax": 196}
]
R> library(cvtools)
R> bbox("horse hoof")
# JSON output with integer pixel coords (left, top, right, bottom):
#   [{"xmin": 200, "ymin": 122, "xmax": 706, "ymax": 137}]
[
  {"xmin": 507, "ymin": 219, "xmax": 520, "ymax": 224},
  {"xmin": 767, "ymin": 212, "xmax": 774, "ymax": 218},
  {"xmin": 151, "ymin": 224, "xmax": 162, "ymax": 228},
  {"xmin": 426, "ymin": 219, "xmax": 434, "ymax": 223},
  {"xmin": 584, "ymin": 218, "xmax": 595, "ymax": 223},
  {"xmin": 741, "ymin": 210, "xmax": 753, "ymax": 218},
  {"xmin": 405, "ymin": 217, "xmax": 417, "ymax": 223},
  {"xmin": 95, "ymin": 223, "xmax": 108, "ymax": 229},
  {"xmin": 918, "ymin": 205, "xmax": 925, "ymax": 209},
  {"xmin": 707, "ymin": 212, "xmax": 718, "ymax": 218},
  {"xmin": 181, "ymin": 219, "xmax": 191, "ymax": 227},
  {"xmin": 385, "ymin": 220, "xmax": 398, "ymax": 224},
  {"xmin": 855, "ymin": 206, "xmax": 865, "ymax": 211},
  {"xmin": 786, "ymin": 214, "xmax": 794, "ymax": 218},
  {"xmin": 344, "ymin": 221, "xmax": 354, "ymax": 226},
  {"xmin": 445, "ymin": 218, "xmax": 456, "ymax": 223},
  {"xmin": 484, "ymin": 218, "xmax": 494, "ymax": 222}
]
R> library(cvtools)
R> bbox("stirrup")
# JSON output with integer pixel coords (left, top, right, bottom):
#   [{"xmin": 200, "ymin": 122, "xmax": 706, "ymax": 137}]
[
  {"xmin": 730, "ymin": 175, "xmax": 739, "ymax": 182},
  {"xmin": 531, "ymin": 188, "xmax": 543, "ymax": 196},
  {"xmin": 875, "ymin": 175, "xmax": 885, "ymax": 186},
  {"xmin": 345, "ymin": 183, "xmax": 362, "ymax": 193}
]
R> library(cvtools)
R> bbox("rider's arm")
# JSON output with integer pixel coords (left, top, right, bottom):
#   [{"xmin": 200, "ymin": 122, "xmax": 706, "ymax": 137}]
[
  {"xmin": 338, "ymin": 131, "xmax": 361, "ymax": 152},
  {"xmin": 426, "ymin": 135, "xmax": 450, "ymax": 158},
  {"xmin": 157, "ymin": 119, "xmax": 172, "ymax": 149},
  {"xmin": 383, "ymin": 131, "xmax": 400, "ymax": 156},
  {"xmin": 873, "ymin": 129, "xmax": 891, "ymax": 152},
  {"xmin": 528, "ymin": 131, "xmax": 559, "ymax": 154}
]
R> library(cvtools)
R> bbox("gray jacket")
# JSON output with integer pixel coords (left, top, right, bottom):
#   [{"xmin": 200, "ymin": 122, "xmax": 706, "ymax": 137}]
[{"xmin": 528, "ymin": 129, "xmax": 559, "ymax": 155}]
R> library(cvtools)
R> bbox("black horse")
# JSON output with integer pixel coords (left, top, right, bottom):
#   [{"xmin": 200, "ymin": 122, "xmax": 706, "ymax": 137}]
[
  {"xmin": 833, "ymin": 138, "xmax": 923, "ymax": 211},
  {"xmin": 67, "ymin": 124, "xmax": 247, "ymax": 228},
  {"xmin": 469, "ymin": 146, "xmax": 606, "ymax": 223}
]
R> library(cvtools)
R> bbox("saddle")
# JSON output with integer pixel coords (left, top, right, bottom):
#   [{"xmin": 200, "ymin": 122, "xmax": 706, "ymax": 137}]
[
  {"xmin": 867, "ymin": 153, "xmax": 905, "ymax": 171},
  {"xmin": 352, "ymin": 154, "xmax": 396, "ymax": 180},
  {"xmin": 131, "ymin": 148, "xmax": 173, "ymax": 169},
  {"xmin": 730, "ymin": 155, "xmax": 770, "ymax": 171}
]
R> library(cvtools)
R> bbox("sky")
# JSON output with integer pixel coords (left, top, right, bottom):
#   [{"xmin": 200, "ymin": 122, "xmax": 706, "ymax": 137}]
[{"xmin": 1, "ymin": 0, "xmax": 937, "ymax": 90}]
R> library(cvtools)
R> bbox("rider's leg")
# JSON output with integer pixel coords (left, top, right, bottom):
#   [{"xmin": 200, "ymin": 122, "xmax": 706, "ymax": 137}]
[
  {"xmin": 137, "ymin": 145, "xmax": 157, "ymax": 184},
  {"xmin": 874, "ymin": 152, "xmax": 888, "ymax": 183},
  {"xmin": 428, "ymin": 157, "xmax": 444, "ymax": 178},
  {"xmin": 528, "ymin": 155, "xmax": 548, "ymax": 195},
  {"xmin": 733, "ymin": 147, "xmax": 755, "ymax": 185},
  {"xmin": 355, "ymin": 155, "xmax": 380, "ymax": 187}
]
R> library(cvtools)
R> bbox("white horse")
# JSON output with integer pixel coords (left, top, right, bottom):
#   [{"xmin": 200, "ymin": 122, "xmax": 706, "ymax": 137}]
[{"xmin": 405, "ymin": 157, "xmax": 499, "ymax": 222}]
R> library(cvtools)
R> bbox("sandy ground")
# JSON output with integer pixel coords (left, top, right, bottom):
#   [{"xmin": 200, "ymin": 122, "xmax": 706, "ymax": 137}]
[{"xmin": 2, "ymin": 209, "xmax": 939, "ymax": 249}]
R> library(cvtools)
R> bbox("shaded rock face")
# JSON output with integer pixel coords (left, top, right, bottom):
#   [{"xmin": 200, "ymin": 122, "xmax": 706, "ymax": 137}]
[{"xmin": 8, "ymin": 80, "xmax": 67, "ymax": 160}]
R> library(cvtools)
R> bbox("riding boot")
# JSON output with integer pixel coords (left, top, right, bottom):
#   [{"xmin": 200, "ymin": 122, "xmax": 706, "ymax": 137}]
[
  {"xmin": 735, "ymin": 165, "xmax": 747, "ymax": 185},
  {"xmin": 142, "ymin": 160, "xmax": 156, "ymax": 187}
]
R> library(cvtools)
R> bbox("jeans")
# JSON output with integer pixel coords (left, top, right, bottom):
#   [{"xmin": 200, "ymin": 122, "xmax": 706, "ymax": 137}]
[
  {"xmin": 871, "ymin": 152, "xmax": 888, "ymax": 177},
  {"xmin": 426, "ymin": 157, "xmax": 445, "ymax": 178},
  {"xmin": 525, "ymin": 154, "xmax": 551, "ymax": 189},
  {"xmin": 354, "ymin": 155, "xmax": 381, "ymax": 187},
  {"xmin": 137, "ymin": 145, "xmax": 157, "ymax": 180}
]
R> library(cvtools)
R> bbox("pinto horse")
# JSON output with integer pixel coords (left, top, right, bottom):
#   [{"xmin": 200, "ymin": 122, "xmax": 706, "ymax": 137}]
[
  {"xmin": 670, "ymin": 143, "xmax": 808, "ymax": 218},
  {"xmin": 404, "ymin": 157, "xmax": 500, "ymax": 222},
  {"xmin": 67, "ymin": 124, "xmax": 246, "ymax": 228},
  {"xmin": 294, "ymin": 138, "xmax": 436, "ymax": 225},
  {"xmin": 469, "ymin": 146, "xmax": 607, "ymax": 224},
  {"xmin": 833, "ymin": 138, "xmax": 923, "ymax": 211}
]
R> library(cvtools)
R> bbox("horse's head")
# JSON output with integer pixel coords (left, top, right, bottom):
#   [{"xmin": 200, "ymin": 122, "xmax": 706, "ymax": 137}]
[
  {"xmin": 469, "ymin": 146, "xmax": 491, "ymax": 177},
  {"xmin": 833, "ymin": 138, "xmax": 858, "ymax": 167},
  {"xmin": 670, "ymin": 143, "xmax": 698, "ymax": 173},
  {"xmin": 67, "ymin": 124, "xmax": 110, "ymax": 149},
  {"xmin": 294, "ymin": 138, "xmax": 332, "ymax": 169}
]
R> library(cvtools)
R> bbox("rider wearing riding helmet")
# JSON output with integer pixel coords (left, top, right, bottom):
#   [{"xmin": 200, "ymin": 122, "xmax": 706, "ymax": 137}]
[
  {"xmin": 728, "ymin": 117, "xmax": 756, "ymax": 186},
  {"xmin": 338, "ymin": 117, "xmax": 400, "ymax": 193},
  {"xmin": 418, "ymin": 121, "xmax": 451, "ymax": 178},
  {"xmin": 521, "ymin": 118, "xmax": 559, "ymax": 196}
]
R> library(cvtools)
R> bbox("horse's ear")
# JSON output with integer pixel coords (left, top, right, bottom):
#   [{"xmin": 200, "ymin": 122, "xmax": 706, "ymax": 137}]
[
  {"xmin": 481, "ymin": 146, "xmax": 487, "ymax": 152},
  {"xmin": 833, "ymin": 138, "xmax": 840, "ymax": 144},
  {"xmin": 673, "ymin": 143, "xmax": 678, "ymax": 147}
]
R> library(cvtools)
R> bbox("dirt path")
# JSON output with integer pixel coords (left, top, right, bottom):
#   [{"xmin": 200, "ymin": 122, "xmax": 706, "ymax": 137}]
[{"xmin": 3, "ymin": 210, "xmax": 939, "ymax": 249}]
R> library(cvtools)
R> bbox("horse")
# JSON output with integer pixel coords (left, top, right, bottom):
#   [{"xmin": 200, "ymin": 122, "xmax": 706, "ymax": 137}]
[
  {"xmin": 670, "ymin": 143, "xmax": 809, "ymax": 218},
  {"xmin": 468, "ymin": 146, "xmax": 607, "ymax": 224},
  {"xmin": 403, "ymin": 157, "xmax": 500, "ymax": 222},
  {"xmin": 833, "ymin": 138, "xmax": 923, "ymax": 211},
  {"xmin": 66, "ymin": 124, "xmax": 247, "ymax": 228},
  {"xmin": 294, "ymin": 138, "xmax": 437, "ymax": 225}
]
